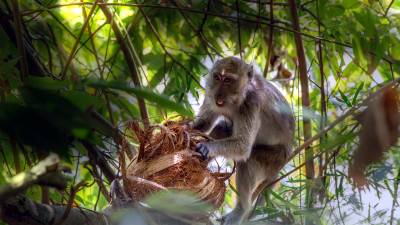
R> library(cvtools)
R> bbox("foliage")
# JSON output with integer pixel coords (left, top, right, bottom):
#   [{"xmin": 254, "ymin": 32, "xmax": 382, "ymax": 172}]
[{"xmin": 0, "ymin": 0, "xmax": 399, "ymax": 224}]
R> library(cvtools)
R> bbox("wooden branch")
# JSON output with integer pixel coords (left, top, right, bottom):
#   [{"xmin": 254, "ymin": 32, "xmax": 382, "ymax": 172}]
[
  {"xmin": 89, "ymin": 111, "xmax": 136, "ymax": 158},
  {"xmin": 98, "ymin": 0, "xmax": 150, "ymax": 128},
  {"xmin": 0, "ymin": 194, "xmax": 108, "ymax": 225},
  {"xmin": 84, "ymin": 163, "xmax": 111, "ymax": 203},
  {"xmin": 172, "ymin": 0, "xmax": 215, "ymax": 59},
  {"xmin": 236, "ymin": 0, "xmax": 242, "ymax": 57},
  {"xmin": 82, "ymin": 141, "xmax": 116, "ymax": 183},
  {"xmin": 195, "ymin": 0, "xmax": 210, "ymax": 37},
  {"xmin": 1, "ymin": 3, "xmax": 137, "ymax": 164},
  {"xmin": 243, "ymin": 0, "xmax": 287, "ymax": 6},
  {"xmin": 134, "ymin": 1, "xmax": 203, "ymax": 89},
  {"xmin": 384, "ymin": 0, "xmax": 395, "ymax": 17},
  {"xmin": 19, "ymin": 2, "xmax": 394, "ymax": 64},
  {"xmin": 288, "ymin": 0, "xmax": 314, "ymax": 180},
  {"xmin": 10, "ymin": 139, "xmax": 21, "ymax": 174},
  {"xmin": 0, "ymin": 7, "xmax": 53, "ymax": 78},
  {"xmin": 252, "ymin": 76, "xmax": 400, "ymax": 202},
  {"xmin": 52, "ymin": 27, "xmax": 79, "ymax": 78},
  {"xmin": 10, "ymin": 0, "xmax": 28, "ymax": 81},
  {"xmin": 0, "ymin": 154, "xmax": 68, "ymax": 202},
  {"xmin": 56, "ymin": 182, "xmax": 89, "ymax": 225},
  {"xmin": 316, "ymin": 1, "xmax": 327, "ymax": 178},
  {"xmin": 263, "ymin": 0, "xmax": 274, "ymax": 78},
  {"xmin": 0, "ymin": 194, "xmax": 196, "ymax": 225},
  {"xmin": 60, "ymin": 1, "xmax": 98, "ymax": 81}
]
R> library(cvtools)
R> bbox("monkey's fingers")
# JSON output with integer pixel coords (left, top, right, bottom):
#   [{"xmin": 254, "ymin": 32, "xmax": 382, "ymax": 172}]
[{"xmin": 195, "ymin": 143, "xmax": 210, "ymax": 161}]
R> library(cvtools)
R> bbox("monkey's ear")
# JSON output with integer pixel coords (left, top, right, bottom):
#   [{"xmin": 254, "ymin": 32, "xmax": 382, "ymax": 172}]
[{"xmin": 247, "ymin": 66, "xmax": 254, "ymax": 78}]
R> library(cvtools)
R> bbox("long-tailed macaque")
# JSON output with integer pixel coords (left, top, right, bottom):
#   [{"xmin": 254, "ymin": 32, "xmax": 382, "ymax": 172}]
[{"xmin": 194, "ymin": 57, "xmax": 295, "ymax": 225}]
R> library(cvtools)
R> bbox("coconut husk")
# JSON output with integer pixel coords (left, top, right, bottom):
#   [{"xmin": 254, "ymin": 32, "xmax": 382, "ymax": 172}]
[{"xmin": 121, "ymin": 117, "xmax": 232, "ymax": 209}]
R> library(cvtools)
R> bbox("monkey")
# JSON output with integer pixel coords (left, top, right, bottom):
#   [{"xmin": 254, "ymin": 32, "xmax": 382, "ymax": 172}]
[{"xmin": 194, "ymin": 56, "xmax": 295, "ymax": 225}]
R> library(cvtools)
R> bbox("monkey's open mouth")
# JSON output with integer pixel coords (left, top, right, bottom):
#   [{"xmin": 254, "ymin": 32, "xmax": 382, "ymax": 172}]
[{"xmin": 216, "ymin": 100, "xmax": 225, "ymax": 106}]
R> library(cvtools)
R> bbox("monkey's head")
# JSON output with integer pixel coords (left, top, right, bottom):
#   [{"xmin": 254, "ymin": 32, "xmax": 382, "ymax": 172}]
[{"xmin": 206, "ymin": 56, "xmax": 253, "ymax": 108}]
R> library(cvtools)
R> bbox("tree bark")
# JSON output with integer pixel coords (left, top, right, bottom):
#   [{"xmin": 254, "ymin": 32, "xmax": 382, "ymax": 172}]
[
  {"xmin": 288, "ymin": 0, "xmax": 314, "ymax": 180},
  {"xmin": 0, "ymin": 194, "xmax": 108, "ymax": 225}
]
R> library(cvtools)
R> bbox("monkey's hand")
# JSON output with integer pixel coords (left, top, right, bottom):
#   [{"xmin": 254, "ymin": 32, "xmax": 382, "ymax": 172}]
[
  {"xmin": 193, "ymin": 117, "xmax": 208, "ymax": 132},
  {"xmin": 195, "ymin": 142, "xmax": 210, "ymax": 161}
]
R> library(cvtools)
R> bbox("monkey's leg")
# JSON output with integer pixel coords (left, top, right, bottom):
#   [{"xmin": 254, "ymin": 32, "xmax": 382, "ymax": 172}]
[
  {"xmin": 222, "ymin": 160, "xmax": 257, "ymax": 225},
  {"xmin": 250, "ymin": 144, "xmax": 291, "ymax": 203},
  {"xmin": 222, "ymin": 145, "xmax": 290, "ymax": 225}
]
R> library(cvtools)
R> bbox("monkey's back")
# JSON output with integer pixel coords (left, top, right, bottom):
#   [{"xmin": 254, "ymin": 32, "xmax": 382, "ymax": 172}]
[{"xmin": 252, "ymin": 74, "xmax": 295, "ymax": 148}]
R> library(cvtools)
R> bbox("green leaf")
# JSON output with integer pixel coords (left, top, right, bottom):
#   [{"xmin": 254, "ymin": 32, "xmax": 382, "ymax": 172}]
[
  {"xmin": 352, "ymin": 82, "xmax": 364, "ymax": 106},
  {"xmin": 74, "ymin": 194, "xmax": 86, "ymax": 205},
  {"xmin": 61, "ymin": 91, "xmax": 105, "ymax": 111},
  {"xmin": 229, "ymin": 180, "xmax": 239, "ymax": 195},
  {"xmin": 0, "ymin": 103, "xmax": 70, "ymax": 156},
  {"xmin": 352, "ymin": 37, "xmax": 367, "ymax": 68},
  {"xmin": 85, "ymin": 80, "xmax": 192, "ymax": 117},
  {"xmin": 0, "ymin": 57, "xmax": 20, "ymax": 74},
  {"xmin": 269, "ymin": 189, "xmax": 298, "ymax": 209},
  {"xmin": 293, "ymin": 207, "xmax": 324, "ymax": 216},
  {"xmin": 25, "ymin": 77, "xmax": 72, "ymax": 90},
  {"xmin": 342, "ymin": 61, "xmax": 358, "ymax": 77},
  {"xmin": 338, "ymin": 89, "xmax": 352, "ymax": 107},
  {"xmin": 144, "ymin": 190, "xmax": 212, "ymax": 214}
]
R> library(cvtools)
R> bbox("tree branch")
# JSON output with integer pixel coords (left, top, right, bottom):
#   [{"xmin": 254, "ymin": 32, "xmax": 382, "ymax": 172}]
[
  {"xmin": 0, "ymin": 194, "xmax": 108, "ymax": 225},
  {"xmin": 264, "ymin": 0, "xmax": 274, "ymax": 78},
  {"xmin": 98, "ymin": 0, "xmax": 150, "ymax": 128},
  {"xmin": 10, "ymin": 0, "xmax": 28, "ymax": 80},
  {"xmin": 0, "ymin": 154, "xmax": 69, "ymax": 202},
  {"xmin": 134, "ymin": 0, "xmax": 203, "ymax": 89},
  {"xmin": 19, "ymin": 2, "xmax": 394, "ymax": 64},
  {"xmin": 288, "ymin": 0, "xmax": 314, "ymax": 180},
  {"xmin": 82, "ymin": 141, "xmax": 116, "ymax": 183},
  {"xmin": 60, "ymin": 1, "xmax": 98, "ymax": 81},
  {"xmin": 252, "ymin": 76, "xmax": 400, "ymax": 202}
]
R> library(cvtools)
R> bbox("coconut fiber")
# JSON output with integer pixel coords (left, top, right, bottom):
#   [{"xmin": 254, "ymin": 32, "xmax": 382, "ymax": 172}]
[{"xmin": 122, "ymin": 117, "xmax": 232, "ymax": 209}]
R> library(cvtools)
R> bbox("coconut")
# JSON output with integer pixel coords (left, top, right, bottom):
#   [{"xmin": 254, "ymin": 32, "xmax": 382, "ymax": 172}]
[{"xmin": 121, "ymin": 117, "xmax": 232, "ymax": 209}]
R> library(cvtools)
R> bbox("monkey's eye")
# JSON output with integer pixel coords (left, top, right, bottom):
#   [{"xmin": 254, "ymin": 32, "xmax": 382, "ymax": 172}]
[
  {"xmin": 223, "ymin": 77, "xmax": 231, "ymax": 82},
  {"xmin": 214, "ymin": 74, "xmax": 220, "ymax": 80}
]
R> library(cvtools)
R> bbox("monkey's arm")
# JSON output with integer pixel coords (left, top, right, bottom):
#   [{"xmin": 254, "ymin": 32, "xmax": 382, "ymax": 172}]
[
  {"xmin": 208, "ymin": 120, "xmax": 232, "ymax": 139},
  {"xmin": 196, "ymin": 111, "xmax": 261, "ymax": 161},
  {"xmin": 193, "ymin": 102, "xmax": 219, "ymax": 132}
]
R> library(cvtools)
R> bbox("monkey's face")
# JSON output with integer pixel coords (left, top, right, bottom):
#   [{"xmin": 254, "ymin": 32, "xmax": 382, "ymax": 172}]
[
  {"xmin": 210, "ymin": 71, "xmax": 237, "ymax": 107},
  {"xmin": 207, "ymin": 57, "xmax": 253, "ymax": 108}
]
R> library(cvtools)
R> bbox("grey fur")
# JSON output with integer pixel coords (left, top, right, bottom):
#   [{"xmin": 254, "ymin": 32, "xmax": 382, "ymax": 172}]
[{"xmin": 194, "ymin": 57, "xmax": 295, "ymax": 225}]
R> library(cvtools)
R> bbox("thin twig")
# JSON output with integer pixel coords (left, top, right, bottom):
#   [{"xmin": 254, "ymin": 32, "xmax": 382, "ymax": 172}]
[
  {"xmin": 19, "ymin": 2, "xmax": 394, "ymax": 64},
  {"xmin": 172, "ymin": 0, "xmax": 214, "ymax": 59},
  {"xmin": 81, "ymin": 0, "xmax": 102, "ymax": 77},
  {"xmin": 264, "ymin": 0, "xmax": 274, "ymax": 78},
  {"xmin": 11, "ymin": 0, "xmax": 28, "ymax": 80},
  {"xmin": 252, "ymin": 76, "xmax": 400, "ymax": 201},
  {"xmin": 98, "ymin": 0, "xmax": 150, "ymax": 128},
  {"xmin": 10, "ymin": 139, "xmax": 21, "ymax": 174},
  {"xmin": 389, "ymin": 170, "xmax": 400, "ymax": 225},
  {"xmin": 236, "ymin": 0, "xmax": 242, "ymax": 58},
  {"xmin": 195, "ymin": 0, "xmax": 210, "ymax": 37},
  {"xmin": 0, "ymin": 145, "xmax": 12, "ymax": 177},
  {"xmin": 243, "ymin": 0, "xmax": 287, "ymax": 6},
  {"xmin": 316, "ymin": 0, "xmax": 327, "ymax": 180},
  {"xmin": 384, "ymin": 0, "xmax": 394, "ymax": 17},
  {"xmin": 60, "ymin": 0, "xmax": 98, "ymax": 80},
  {"xmin": 56, "ymin": 182, "xmax": 88, "ymax": 225},
  {"xmin": 134, "ymin": 1, "xmax": 203, "ymax": 88},
  {"xmin": 288, "ymin": 0, "xmax": 314, "ymax": 182}
]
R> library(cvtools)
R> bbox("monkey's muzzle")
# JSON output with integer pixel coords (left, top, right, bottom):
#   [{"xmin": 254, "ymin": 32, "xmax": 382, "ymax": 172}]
[{"xmin": 216, "ymin": 100, "xmax": 225, "ymax": 107}]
